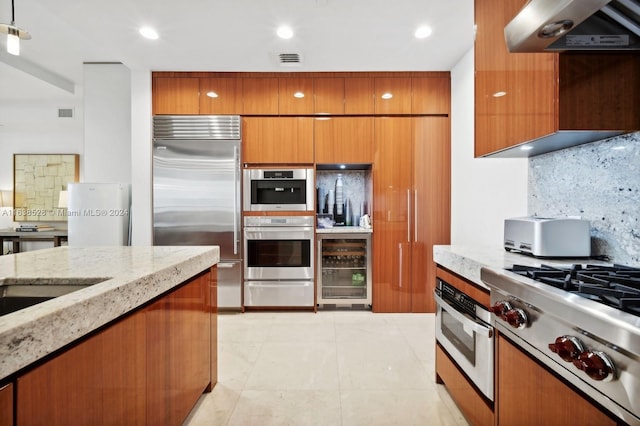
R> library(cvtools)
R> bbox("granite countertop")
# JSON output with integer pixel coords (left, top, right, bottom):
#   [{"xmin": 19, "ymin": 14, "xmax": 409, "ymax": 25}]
[
  {"xmin": 317, "ymin": 226, "xmax": 373, "ymax": 234},
  {"xmin": 0, "ymin": 245, "xmax": 219, "ymax": 381},
  {"xmin": 433, "ymin": 245, "xmax": 600, "ymax": 290}
]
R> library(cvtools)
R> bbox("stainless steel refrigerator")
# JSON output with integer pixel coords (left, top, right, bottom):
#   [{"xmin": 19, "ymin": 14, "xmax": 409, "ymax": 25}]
[{"xmin": 153, "ymin": 115, "xmax": 242, "ymax": 309}]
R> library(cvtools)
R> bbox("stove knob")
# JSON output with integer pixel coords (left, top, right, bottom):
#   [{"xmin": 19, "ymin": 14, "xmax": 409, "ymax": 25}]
[
  {"xmin": 572, "ymin": 350, "xmax": 616, "ymax": 382},
  {"xmin": 503, "ymin": 308, "xmax": 528, "ymax": 329},
  {"xmin": 548, "ymin": 336, "xmax": 585, "ymax": 362},
  {"xmin": 489, "ymin": 301, "xmax": 512, "ymax": 318}
]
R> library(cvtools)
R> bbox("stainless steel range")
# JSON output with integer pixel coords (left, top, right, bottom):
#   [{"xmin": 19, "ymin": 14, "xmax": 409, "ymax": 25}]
[{"xmin": 482, "ymin": 264, "xmax": 640, "ymax": 425}]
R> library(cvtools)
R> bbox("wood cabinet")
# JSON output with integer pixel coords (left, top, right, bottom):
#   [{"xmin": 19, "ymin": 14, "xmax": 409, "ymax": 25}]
[
  {"xmin": 374, "ymin": 77, "xmax": 412, "ymax": 115},
  {"xmin": 436, "ymin": 344, "xmax": 494, "ymax": 426},
  {"xmin": 153, "ymin": 77, "xmax": 200, "ymax": 115},
  {"xmin": 411, "ymin": 76, "xmax": 451, "ymax": 115},
  {"xmin": 474, "ymin": 0, "xmax": 640, "ymax": 157},
  {"xmin": 0, "ymin": 383, "xmax": 12, "ymax": 426},
  {"xmin": 243, "ymin": 117, "xmax": 314, "ymax": 164},
  {"xmin": 314, "ymin": 77, "xmax": 345, "ymax": 115},
  {"xmin": 279, "ymin": 77, "xmax": 314, "ymax": 115},
  {"xmin": 314, "ymin": 117, "xmax": 374, "ymax": 164},
  {"xmin": 17, "ymin": 309, "xmax": 147, "ymax": 425},
  {"xmin": 372, "ymin": 117, "xmax": 450, "ymax": 312},
  {"xmin": 243, "ymin": 77, "xmax": 279, "ymax": 115},
  {"xmin": 345, "ymin": 77, "xmax": 374, "ymax": 115},
  {"xmin": 497, "ymin": 335, "xmax": 617, "ymax": 426},
  {"xmin": 199, "ymin": 77, "xmax": 243, "ymax": 115},
  {"xmin": 15, "ymin": 269, "xmax": 215, "ymax": 426}
]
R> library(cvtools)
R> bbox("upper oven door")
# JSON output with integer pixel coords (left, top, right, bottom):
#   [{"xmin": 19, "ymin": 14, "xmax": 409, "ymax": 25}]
[
  {"xmin": 244, "ymin": 226, "xmax": 314, "ymax": 280},
  {"xmin": 243, "ymin": 169, "xmax": 314, "ymax": 211},
  {"xmin": 434, "ymin": 287, "xmax": 495, "ymax": 401}
]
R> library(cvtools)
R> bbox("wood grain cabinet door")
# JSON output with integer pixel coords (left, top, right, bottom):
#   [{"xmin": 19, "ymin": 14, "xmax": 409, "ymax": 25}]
[
  {"xmin": 345, "ymin": 77, "xmax": 374, "ymax": 115},
  {"xmin": 199, "ymin": 77, "xmax": 243, "ymax": 115},
  {"xmin": 243, "ymin": 77, "xmax": 279, "ymax": 115},
  {"xmin": 314, "ymin": 117, "xmax": 373, "ymax": 164},
  {"xmin": 153, "ymin": 77, "xmax": 200, "ymax": 115},
  {"xmin": 314, "ymin": 77, "xmax": 345, "ymax": 115},
  {"xmin": 0, "ymin": 383, "xmax": 12, "ymax": 426},
  {"xmin": 279, "ymin": 77, "xmax": 314, "ymax": 115},
  {"xmin": 411, "ymin": 77, "xmax": 451, "ymax": 115},
  {"xmin": 243, "ymin": 117, "xmax": 314, "ymax": 164},
  {"xmin": 374, "ymin": 77, "xmax": 412, "ymax": 115}
]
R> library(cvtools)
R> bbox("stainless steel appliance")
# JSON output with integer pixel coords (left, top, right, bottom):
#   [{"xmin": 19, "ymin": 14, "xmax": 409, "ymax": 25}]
[
  {"xmin": 482, "ymin": 264, "xmax": 640, "ymax": 425},
  {"xmin": 243, "ymin": 168, "xmax": 314, "ymax": 212},
  {"xmin": 504, "ymin": 216, "xmax": 591, "ymax": 258},
  {"xmin": 434, "ymin": 278, "xmax": 495, "ymax": 401},
  {"xmin": 153, "ymin": 115, "xmax": 242, "ymax": 309},
  {"xmin": 243, "ymin": 215, "xmax": 314, "ymax": 307},
  {"xmin": 505, "ymin": 0, "xmax": 640, "ymax": 52}
]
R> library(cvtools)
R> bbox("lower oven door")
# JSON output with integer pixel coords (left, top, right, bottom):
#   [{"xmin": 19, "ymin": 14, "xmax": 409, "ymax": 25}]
[
  {"xmin": 244, "ymin": 280, "xmax": 314, "ymax": 307},
  {"xmin": 435, "ymin": 290, "xmax": 495, "ymax": 401}
]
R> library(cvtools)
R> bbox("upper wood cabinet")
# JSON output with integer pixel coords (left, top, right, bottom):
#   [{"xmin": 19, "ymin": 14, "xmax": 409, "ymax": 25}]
[
  {"xmin": 314, "ymin": 77, "xmax": 345, "ymax": 115},
  {"xmin": 279, "ymin": 77, "xmax": 314, "ymax": 115},
  {"xmin": 412, "ymin": 77, "xmax": 451, "ymax": 115},
  {"xmin": 153, "ymin": 77, "xmax": 200, "ymax": 115},
  {"xmin": 243, "ymin": 77, "xmax": 279, "ymax": 115},
  {"xmin": 374, "ymin": 77, "xmax": 412, "ymax": 115},
  {"xmin": 243, "ymin": 117, "xmax": 314, "ymax": 164},
  {"xmin": 199, "ymin": 78, "xmax": 243, "ymax": 115},
  {"xmin": 314, "ymin": 117, "xmax": 373, "ymax": 164},
  {"xmin": 475, "ymin": 0, "xmax": 640, "ymax": 157},
  {"xmin": 345, "ymin": 77, "xmax": 374, "ymax": 115}
]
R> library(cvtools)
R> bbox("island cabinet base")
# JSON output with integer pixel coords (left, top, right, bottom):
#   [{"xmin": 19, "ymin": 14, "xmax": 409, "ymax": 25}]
[
  {"xmin": 15, "ymin": 267, "xmax": 216, "ymax": 426},
  {"xmin": 435, "ymin": 343, "xmax": 494, "ymax": 426}
]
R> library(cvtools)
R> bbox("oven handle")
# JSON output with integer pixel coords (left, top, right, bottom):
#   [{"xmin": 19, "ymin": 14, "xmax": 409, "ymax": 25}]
[{"xmin": 434, "ymin": 291, "xmax": 493, "ymax": 338}]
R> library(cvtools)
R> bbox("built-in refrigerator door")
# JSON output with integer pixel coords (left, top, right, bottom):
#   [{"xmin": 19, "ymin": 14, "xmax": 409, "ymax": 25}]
[
  {"xmin": 153, "ymin": 138, "xmax": 242, "ymax": 261},
  {"xmin": 217, "ymin": 260, "xmax": 242, "ymax": 309}
]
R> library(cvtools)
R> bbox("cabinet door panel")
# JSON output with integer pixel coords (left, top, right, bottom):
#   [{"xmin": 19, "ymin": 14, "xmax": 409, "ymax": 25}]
[
  {"xmin": 199, "ymin": 77, "xmax": 243, "ymax": 115},
  {"xmin": 314, "ymin": 77, "xmax": 345, "ymax": 115},
  {"xmin": 153, "ymin": 77, "xmax": 200, "ymax": 115},
  {"xmin": 498, "ymin": 336, "xmax": 616, "ymax": 426},
  {"xmin": 373, "ymin": 117, "xmax": 413, "ymax": 312},
  {"xmin": 411, "ymin": 117, "xmax": 450, "ymax": 312},
  {"xmin": 374, "ymin": 77, "xmax": 412, "ymax": 115},
  {"xmin": 344, "ymin": 77, "xmax": 374, "ymax": 115},
  {"xmin": 0, "ymin": 383, "xmax": 13, "ymax": 426},
  {"xmin": 314, "ymin": 117, "xmax": 373, "ymax": 164},
  {"xmin": 411, "ymin": 77, "xmax": 451, "ymax": 115},
  {"xmin": 243, "ymin": 117, "xmax": 314, "ymax": 164},
  {"xmin": 279, "ymin": 77, "xmax": 314, "ymax": 115},
  {"xmin": 243, "ymin": 77, "xmax": 279, "ymax": 115}
]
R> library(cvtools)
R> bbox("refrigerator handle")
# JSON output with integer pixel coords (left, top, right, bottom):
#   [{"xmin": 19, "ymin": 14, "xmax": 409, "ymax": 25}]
[{"xmin": 233, "ymin": 145, "xmax": 239, "ymax": 255}]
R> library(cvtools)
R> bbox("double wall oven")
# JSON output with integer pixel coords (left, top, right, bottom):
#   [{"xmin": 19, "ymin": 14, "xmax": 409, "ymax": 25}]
[{"xmin": 243, "ymin": 216, "xmax": 315, "ymax": 307}]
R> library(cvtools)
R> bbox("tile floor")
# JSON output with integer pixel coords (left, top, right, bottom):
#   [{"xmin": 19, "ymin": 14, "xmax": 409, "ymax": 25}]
[{"xmin": 184, "ymin": 311, "xmax": 469, "ymax": 426}]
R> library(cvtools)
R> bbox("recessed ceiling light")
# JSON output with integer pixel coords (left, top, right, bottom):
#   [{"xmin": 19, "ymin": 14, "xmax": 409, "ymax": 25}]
[
  {"xmin": 381, "ymin": 93, "xmax": 393, "ymax": 100},
  {"xmin": 206, "ymin": 91, "xmax": 219, "ymax": 98},
  {"xmin": 293, "ymin": 91, "xmax": 305, "ymax": 98},
  {"xmin": 139, "ymin": 26, "xmax": 159, "ymax": 40},
  {"xmin": 414, "ymin": 25, "xmax": 433, "ymax": 39},
  {"xmin": 277, "ymin": 25, "xmax": 294, "ymax": 39}
]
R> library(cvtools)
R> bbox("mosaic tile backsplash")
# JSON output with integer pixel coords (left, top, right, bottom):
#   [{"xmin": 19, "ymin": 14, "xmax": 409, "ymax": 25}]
[{"xmin": 529, "ymin": 132, "xmax": 640, "ymax": 266}]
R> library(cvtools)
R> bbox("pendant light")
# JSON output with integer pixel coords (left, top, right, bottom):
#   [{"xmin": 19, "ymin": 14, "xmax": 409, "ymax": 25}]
[{"xmin": 0, "ymin": 0, "xmax": 30, "ymax": 56}]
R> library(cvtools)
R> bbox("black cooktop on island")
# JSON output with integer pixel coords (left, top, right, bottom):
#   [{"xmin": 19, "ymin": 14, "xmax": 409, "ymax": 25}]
[{"xmin": 508, "ymin": 264, "xmax": 640, "ymax": 316}]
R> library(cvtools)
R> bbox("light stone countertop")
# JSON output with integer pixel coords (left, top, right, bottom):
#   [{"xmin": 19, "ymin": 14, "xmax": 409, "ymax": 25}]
[
  {"xmin": 0, "ymin": 245, "xmax": 219, "ymax": 381},
  {"xmin": 433, "ymin": 245, "xmax": 599, "ymax": 289},
  {"xmin": 316, "ymin": 226, "xmax": 373, "ymax": 234}
]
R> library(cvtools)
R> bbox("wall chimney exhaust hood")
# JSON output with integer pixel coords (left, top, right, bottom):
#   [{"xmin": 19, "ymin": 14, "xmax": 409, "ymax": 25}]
[{"xmin": 505, "ymin": 0, "xmax": 640, "ymax": 52}]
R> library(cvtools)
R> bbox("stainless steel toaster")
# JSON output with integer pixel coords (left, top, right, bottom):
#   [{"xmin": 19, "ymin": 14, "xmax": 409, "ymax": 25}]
[{"xmin": 504, "ymin": 216, "xmax": 591, "ymax": 258}]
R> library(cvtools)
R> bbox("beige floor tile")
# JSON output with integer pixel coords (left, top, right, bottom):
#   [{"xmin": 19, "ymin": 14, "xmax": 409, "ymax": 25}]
[{"xmin": 183, "ymin": 384, "xmax": 241, "ymax": 426}]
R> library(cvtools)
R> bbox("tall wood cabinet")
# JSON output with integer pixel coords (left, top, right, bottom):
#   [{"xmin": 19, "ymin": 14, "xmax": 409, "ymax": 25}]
[
  {"xmin": 372, "ymin": 117, "xmax": 450, "ymax": 313},
  {"xmin": 475, "ymin": 0, "xmax": 640, "ymax": 157}
]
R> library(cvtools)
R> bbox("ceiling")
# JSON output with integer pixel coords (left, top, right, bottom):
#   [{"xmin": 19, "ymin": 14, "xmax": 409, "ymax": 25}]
[{"xmin": 0, "ymin": 0, "xmax": 474, "ymax": 101}]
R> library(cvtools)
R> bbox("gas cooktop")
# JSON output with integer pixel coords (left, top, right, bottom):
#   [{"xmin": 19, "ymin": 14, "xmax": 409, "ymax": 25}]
[{"xmin": 508, "ymin": 264, "xmax": 640, "ymax": 316}]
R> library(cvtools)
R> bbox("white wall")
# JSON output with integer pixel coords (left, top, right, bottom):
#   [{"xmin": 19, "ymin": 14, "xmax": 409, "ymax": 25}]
[
  {"xmin": 449, "ymin": 48, "xmax": 528, "ymax": 249},
  {"xmin": 83, "ymin": 63, "xmax": 131, "ymax": 183}
]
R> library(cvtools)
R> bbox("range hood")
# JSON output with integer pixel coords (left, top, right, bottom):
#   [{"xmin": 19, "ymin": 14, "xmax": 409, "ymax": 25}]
[{"xmin": 505, "ymin": 0, "xmax": 640, "ymax": 52}]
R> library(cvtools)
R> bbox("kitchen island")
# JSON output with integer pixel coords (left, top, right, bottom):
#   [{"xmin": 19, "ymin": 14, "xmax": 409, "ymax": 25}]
[{"xmin": 0, "ymin": 245, "xmax": 219, "ymax": 425}]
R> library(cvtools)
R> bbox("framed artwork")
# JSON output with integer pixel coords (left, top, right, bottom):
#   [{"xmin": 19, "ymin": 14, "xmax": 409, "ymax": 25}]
[{"xmin": 13, "ymin": 154, "xmax": 79, "ymax": 222}]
